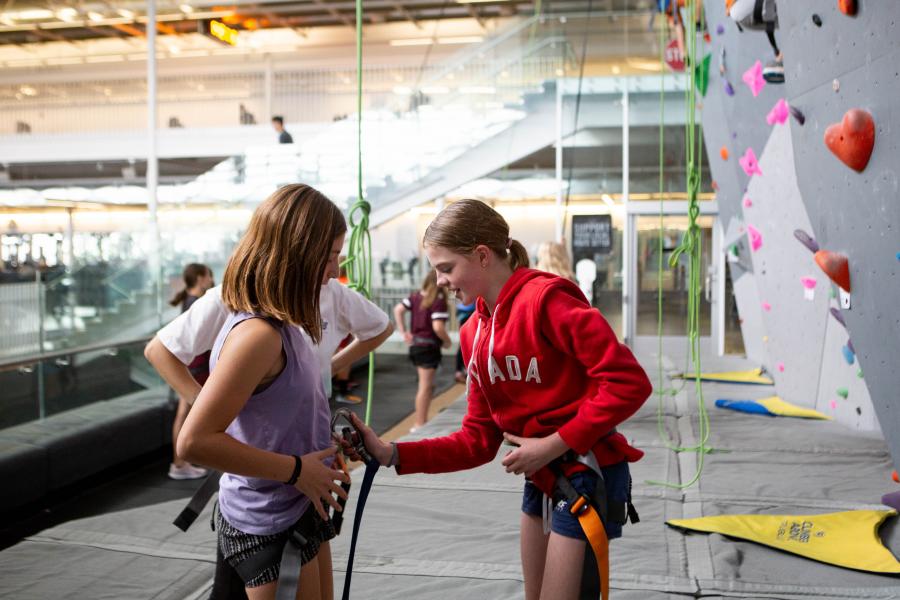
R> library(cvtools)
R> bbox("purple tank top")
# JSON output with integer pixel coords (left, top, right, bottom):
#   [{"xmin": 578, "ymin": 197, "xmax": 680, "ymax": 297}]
[{"xmin": 211, "ymin": 312, "xmax": 331, "ymax": 535}]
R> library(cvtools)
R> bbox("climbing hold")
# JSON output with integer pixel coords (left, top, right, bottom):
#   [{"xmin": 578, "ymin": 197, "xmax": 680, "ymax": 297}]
[
  {"xmin": 724, "ymin": 80, "xmax": 735, "ymax": 96},
  {"xmin": 793, "ymin": 229, "xmax": 819, "ymax": 253},
  {"xmin": 836, "ymin": 387, "xmax": 849, "ymax": 399},
  {"xmin": 743, "ymin": 197, "xmax": 753, "ymax": 208},
  {"xmin": 742, "ymin": 60, "xmax": 766, "ymax": 97},
  {"xmin": 814, "ymin": 250, "xmax": 851, "ymax": 292},
  {"xmin": 856, "ymin": 406, "xmax": 862, "ymax": 416},
  {"xmin": 790, "ymin": 105, "xmax": 806, "ymax": 125},
  {"xmin": 847, "ymin": 339, "xmax": 855, "ymax": 354},
  {"xmin": 824, "ymin": 109, "xmax": 876, "ymax": 172},
  {"xmin": 830, "ymin": 288, "xmax": 837, "ymax": 299},
  {"xmin": 812, "ymin": 14, "xmax": 823, "ymax": 27},
  {"xmin": 829, "ymin": 307, "xmax": 847, "ymax": 328},
  {"xmin": 767, "ymin": 98, "xmax": 790, "ymax": 125},
  {"xmin": 893, "ymin": 470, "xmax": 899, "ymax": 484},
  {"xmin": 703, "ymin": 31, "xmax": 712, "ymax": 43},
  {"xmin": 762, "ymin": 301, "xmax": 771, "ymax": 311},
  {"xmin": 730, "ymin": 244, "xmax": 740, "ymax": 257},
  {"xmin": 720, "ymin": 146, "xmax": 730, "ymax": 160},
  {"xmin": 896, "ymin": 252, "xmax": 900, "ymax": 261},
  {"xmin": 857, "ymin": 369, "xmax": 864, "ymax": 378},
  {"xmin": 801, "ymin": 276, "xmax": 817, "ymax": 300},
  {"xmin": 830, "ymin": 399, "xmax": 838, "ymax": 410},
  {"xmin": 777, "ymin": 362, "xmax": 785, "ymax": 372},
  {"xmin": 731, "ymin": 131, "xmax": 738, "ymax": 139},
  {"xmin": 739, "ymin": 147, "xmax": 763, "ymax": 177},
  {"xmin": 711, "ymin": 180, "xmax": 719, "ymax": 191},
  {"xmin": 841, "ymin": 344, "xmax": 855, "ymax": 365},
  {"xmin": 747, "ymin": 224, "xmax": 763, "ymax": 251},
  {"xmin": 716, "ymin": 23, "xmax": 725, "ymax": 35},
  {"xmin": 696, "ymin": 53, "xmax": 712, "ymax": 96},
  {"xmin": 838, "ymin": 0, "xmax": 857, "ymax": 16},
  {"xmin": 832, "ymin": 78, "xmax": 840, "ymax": 92}
]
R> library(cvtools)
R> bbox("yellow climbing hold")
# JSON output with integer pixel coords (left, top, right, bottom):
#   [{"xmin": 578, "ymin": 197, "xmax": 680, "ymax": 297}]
[
  {"xmin": 668, "ymin": 509, "xmax": 900, "ymax": 573},
  {"xmin": 755, "ymin": 396, "xmax": 832, "ymax": 420}
]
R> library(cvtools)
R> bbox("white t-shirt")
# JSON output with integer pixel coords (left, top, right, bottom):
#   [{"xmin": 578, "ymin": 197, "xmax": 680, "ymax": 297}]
[{"xmin": 157, "ymin": 279, "xmax": 389, "ymax": 394}]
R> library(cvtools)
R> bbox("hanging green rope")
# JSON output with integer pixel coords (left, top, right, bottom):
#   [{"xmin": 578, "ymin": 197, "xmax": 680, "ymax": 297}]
[
  {"xmin": 648, "ymin": 0, "xmax": 714, "ymax": 489},
  {"xmin": 342, "ymin": 0, "xmax": 377, "ymax": 425}
]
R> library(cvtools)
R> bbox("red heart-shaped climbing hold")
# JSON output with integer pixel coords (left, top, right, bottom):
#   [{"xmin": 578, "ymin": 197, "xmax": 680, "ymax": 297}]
[
  {"xmin": 824, "ymin": 108, "xmax": 875, "ymax": 172},
  {"xmin": 814, "ymin": 250, "xmax": 851, "ymax": 293},
  {"xmin": 838, "ymin": 0, "xmax": 857, "ymax": 16}
]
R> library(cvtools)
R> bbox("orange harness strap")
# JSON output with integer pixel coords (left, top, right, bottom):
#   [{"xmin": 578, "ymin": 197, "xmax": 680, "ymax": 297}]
[{"xmin": 570, "ymin": 498, "xmax": 610, "ymax": 600}]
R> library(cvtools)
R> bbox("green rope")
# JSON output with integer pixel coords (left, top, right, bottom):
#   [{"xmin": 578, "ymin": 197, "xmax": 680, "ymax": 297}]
[
  {"xmin": 342, "ymin": 0, "xmax": 376, "ymax": 426},
  {"xmin": 647, "ymin": 0, "xmax": 714, "ymax": 489}
]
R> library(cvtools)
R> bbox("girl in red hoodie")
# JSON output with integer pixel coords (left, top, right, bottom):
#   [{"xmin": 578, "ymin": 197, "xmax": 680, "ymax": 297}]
[{"xmin": 350, "ymin": 199, "xmax": 652, "ymax": 600}]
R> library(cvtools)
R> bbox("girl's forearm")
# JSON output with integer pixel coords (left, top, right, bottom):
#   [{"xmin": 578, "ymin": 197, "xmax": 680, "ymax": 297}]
[{"xmin": 177, "ymin": 431, "xmax": 295, "ymax": 482}]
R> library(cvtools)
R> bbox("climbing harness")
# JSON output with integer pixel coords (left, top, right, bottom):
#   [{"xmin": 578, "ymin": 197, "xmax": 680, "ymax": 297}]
[{"xmin": 548, "ymin": 450, "xmax": 639, "ymax": 600}]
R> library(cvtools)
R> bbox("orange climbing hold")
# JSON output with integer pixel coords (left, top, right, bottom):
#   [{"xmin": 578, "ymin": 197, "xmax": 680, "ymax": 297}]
[
  {"xmin": 824, "ymin": 109, "xmax": 875, "ymax": 172},
  {"xmin": 720, "ymin": 146, "xmax": 730, "ymax": 160},
  {"xmin": 814, "ymin": 250, "xmax": 851, "ymax": 293},
  {"xmin": 838, "ymin": 0, "xmax": 857, "ymax": 16},
  {"xmin": 893, "ymin": 470, "xmax": 899, "ymax": 484}
]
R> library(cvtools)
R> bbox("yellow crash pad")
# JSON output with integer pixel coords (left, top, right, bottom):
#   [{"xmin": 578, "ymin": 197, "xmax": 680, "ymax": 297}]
[
  {"xmin": 672, "ymin": 368, "xmax": 774, "ymax": 385},
  {"xmin": 756, "ymin": 396, "xmax": 832, "ymax": 420},
  {"xmin": 668, "ymin": 509, "xmax": 900, "ymax": 573}
]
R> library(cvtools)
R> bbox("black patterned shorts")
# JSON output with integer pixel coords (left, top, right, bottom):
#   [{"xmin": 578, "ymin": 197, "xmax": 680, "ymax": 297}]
[{"xmin": 215, "ymin": 505, "xmax": 337, "ymax": 588}]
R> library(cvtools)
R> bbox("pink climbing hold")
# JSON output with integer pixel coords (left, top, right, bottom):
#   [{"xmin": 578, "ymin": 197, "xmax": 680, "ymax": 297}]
[
  {"xmin": 742, "ymin": 60, "xmax": 766, "ymax": 97},
  {"xmin": 767, "ymin": 98, "xmax": 790, "ymax": 125},
  {"xmin": 739, "ymin": 147, "xmax": 763, "ymax": 177},
  {"xmin": 800, "ymin": 276, "xmax": 817, "ymax": 289},
  {"xmin": 777, "ymin": 362, "xmax": 785, "ymax": 372},
  {"xmin": 747, "ymin": 224, "xmax": 763, "ymax": 251},
  {"xmin": 762, "ymin": 301, "xmax": 771, "ymax": 311},
  {"xmin": 830, "ymin": 399, "xmax": 838, "ymax": 410},
  {"xmin": 743, "ymin": 197, "xmax": 753, "ymax": 208}
]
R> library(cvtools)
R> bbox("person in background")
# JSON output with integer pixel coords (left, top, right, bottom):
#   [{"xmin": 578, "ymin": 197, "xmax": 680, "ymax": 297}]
[
  {"xmin": 536, "ymin": 241, "xmax": 576, "ymax": 282},
  {"xmin": 393, "ymin": 270, "xmax": 451, "ymax": 431},
  {"xmin": 454, "ymin": 299, "xmax": 475, "ymax": 384},
  {"xmin": 167, "ymin": 262, "xmax": 215, "ymax": 480},
  {"xmin": 332, "ymin": 257, "xmax": 361, "ymax": 405},
  {"xmin": 272, "ymin": 115, "xmax": 293, "ymax": 144}
]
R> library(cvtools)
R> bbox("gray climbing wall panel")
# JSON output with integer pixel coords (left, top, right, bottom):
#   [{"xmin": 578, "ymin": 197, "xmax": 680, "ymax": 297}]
[
  {"xmin": 700, "ymin": 0, "xmax": 788, "ymax": 364},
  {"xmin": 742, "ymin": 122, "xmax": 874, "ymax": 428},
  {"xmin": 723, "ymin": 217, "xmax": 766, "ymax": 363},
  {"xmin": 779, "ymin": 3, "xmax": 900, "ymax": 465}
]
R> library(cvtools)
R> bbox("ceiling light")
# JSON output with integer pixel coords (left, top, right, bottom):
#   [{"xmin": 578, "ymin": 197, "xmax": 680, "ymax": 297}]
[
  {"xmin": 438, "ymin": 36, "xmax": 483, "ymax": 44},
  {"xmin": 179, "ymin": 4, "xmax": 194, "ymax": 14},
  {"xmin": 88, "ymin": 11, "xmax": 104, "ymax": 22},
  {"xmin": 168, "ymin": 45, "xmax": 181, "ymax": 54},
  {"xmin": 0, "ymin": 15, "xmax": 13, "ymax": 25},
  {"xmin": 611, "ymin": 64, "xmax": 621, "ymax": 74},
  {"xmin": 421, "ymin": 86, "xmax": 450, "ymax": 94},
  {"xmin": 7, "ymin": 9, "xmax": 54, "ymax": 20},
  {"xmin": 117, "ymin": 8, "xmax": 134, "ymax": 19},
  {"xmin": 19, "ymin": 85, "xmax": 37, "ymax": 96},
  {"xmin": 459, "ymin": 85, "xmax": 495, "ymax": 94},
  {"xmin": 56, "ymin": 8, "xmax": 78, "ymax": 22},
  {"xmin": 389, "ymin": 38, "xmax": 433, "ymax": 47},
  {"xmin": 392, "ymin": 86, "xmax": 412, "ymax": 95}
]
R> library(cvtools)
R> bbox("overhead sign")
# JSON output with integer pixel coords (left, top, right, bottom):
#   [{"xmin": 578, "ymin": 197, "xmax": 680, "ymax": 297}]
[
  {"xmin": 664, "ymin": 39, "xmax": 685, "ymax": 72},
  {"xmin": 205, "ymin": 19, "xmax": 238, "ymax": 46},
  {"xmin": 572, "ymin": 214, "xmax": 613, "ymax": 262}
]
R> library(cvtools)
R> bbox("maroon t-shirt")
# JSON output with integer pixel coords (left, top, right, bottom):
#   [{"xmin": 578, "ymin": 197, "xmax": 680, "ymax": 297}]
[{"xmin": 403, "ymin": 291, "xmax": 449, "ymax": 346}]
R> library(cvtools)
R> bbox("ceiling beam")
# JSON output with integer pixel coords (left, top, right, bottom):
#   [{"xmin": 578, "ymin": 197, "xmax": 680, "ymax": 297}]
[
  {"xmin": 466, "ymin": 4, "xmax": 487, "ymax": 29},
  {"xmin": 391, "ymin": 3, "xmax": 421, "ymax": 29},
  {"xmin": 309, "ymin": 0, "xmax": 355, "ymax": 28}
]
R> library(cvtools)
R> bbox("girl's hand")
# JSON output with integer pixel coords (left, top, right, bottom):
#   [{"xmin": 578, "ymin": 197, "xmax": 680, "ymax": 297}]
[
  {"xmin": 338, "ymin": 412, "xmax": 394, "ymax": 467},
  {"xmin": 500, "ymin": 432, "xmax": 569, "ymax": 477},
  {"xmin": 403, "ymin": 332, "xmax": 413, "ymax": 346},
  {"xmin": 294, "ymin": 446, "xmax": 350, "ymax": 520}
]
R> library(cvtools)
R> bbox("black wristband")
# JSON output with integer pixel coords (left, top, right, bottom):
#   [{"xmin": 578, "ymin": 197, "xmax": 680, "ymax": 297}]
[{"xmin": 285, "ymin": 455, "xmax": 302, "ymax": 486}]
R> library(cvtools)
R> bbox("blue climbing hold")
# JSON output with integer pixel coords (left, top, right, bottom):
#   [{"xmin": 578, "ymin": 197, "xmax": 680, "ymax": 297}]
[{"xmin": 842, "ymin": 344, "xmax": 855, "ymax": 365}]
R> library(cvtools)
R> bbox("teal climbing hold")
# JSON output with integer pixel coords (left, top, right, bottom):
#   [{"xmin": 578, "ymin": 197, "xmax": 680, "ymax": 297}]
[
  {"xmin": 857, "ymin": 369, "xmax": 864, "ymax": 379},
  {"xmin": 841, "ymin": 345, "xmax": 855, "ymax": 365}
]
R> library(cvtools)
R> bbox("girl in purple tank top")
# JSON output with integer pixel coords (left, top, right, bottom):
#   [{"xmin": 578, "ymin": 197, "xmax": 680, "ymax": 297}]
[{"xmin": 178, "ymin": 184, "xmax": 350, "ymax": 599}]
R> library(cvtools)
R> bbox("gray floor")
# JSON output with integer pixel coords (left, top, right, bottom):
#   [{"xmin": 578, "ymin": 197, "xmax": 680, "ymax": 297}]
[{"xmin": 2, "ymin": 352, "xmax": 900, "ymax": 599}]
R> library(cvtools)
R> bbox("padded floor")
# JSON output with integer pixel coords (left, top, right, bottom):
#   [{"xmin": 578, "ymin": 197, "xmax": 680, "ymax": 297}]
[{"xmin": 3, "ymin": 352, "xmax": 900, "ymax": 599}]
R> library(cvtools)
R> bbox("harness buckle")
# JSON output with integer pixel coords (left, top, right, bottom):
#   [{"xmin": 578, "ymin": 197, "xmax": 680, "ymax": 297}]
[
  {"xmin": 331, "ymin": 407, "xmax": 373, "ymax": 464},
  {"xmin": 568, "ymin": 494, "xmax": 592, "ymax": 516}
]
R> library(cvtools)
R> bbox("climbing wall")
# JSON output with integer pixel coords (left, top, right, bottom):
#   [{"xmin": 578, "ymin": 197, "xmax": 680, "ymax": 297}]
[
  {"xmin": 778, "ymin": 2, "xmax": 900, "ymax": 462},
  {"xmin": 700, "ymin": 0, "xmax": 787, "ymax": 365},
  {"xmin": 741, "ymin": 122, "xmax": 874, "ymax": 428},
  {"xmin": 722, "ymin": 218, "xmax": 766, "ymax": 363}
]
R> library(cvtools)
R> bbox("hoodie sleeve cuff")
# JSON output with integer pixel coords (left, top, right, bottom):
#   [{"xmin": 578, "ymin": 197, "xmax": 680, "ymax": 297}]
[
  {"xmin": 557, "ymin": 420, "xmax": 595, "ymax": 456},
  {"xmin": 394, "ymin": 441, "xmax": 427, "ymax": 475}
]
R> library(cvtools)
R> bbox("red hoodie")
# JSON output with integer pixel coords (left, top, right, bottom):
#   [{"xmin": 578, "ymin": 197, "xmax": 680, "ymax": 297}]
[{"xmin": 397, "ymin": 268, "xmax": 652, "ymax": 495}]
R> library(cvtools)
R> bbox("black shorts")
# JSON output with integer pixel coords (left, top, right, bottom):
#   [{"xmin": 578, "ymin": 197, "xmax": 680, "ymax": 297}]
[
  {"xmin": 409, "ymin": 344, "xmax": 442, "ymax": 369},
  {"xmin": 216, "ymin": 505, "xmax": 336, "ymax": 588}
]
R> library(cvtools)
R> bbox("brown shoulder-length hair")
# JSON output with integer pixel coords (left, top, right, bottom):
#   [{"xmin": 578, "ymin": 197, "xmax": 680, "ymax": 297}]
[
  {"xmin": 419, "ymin": 269, "xmax": 445, "ymax": 309},
  {"xmin": 221, "ymin": 184, "xmax": 346, "ymax": 343},
  {"xmin": 422, "ymin": 199, "xmax": 529, "ymax": 270}
]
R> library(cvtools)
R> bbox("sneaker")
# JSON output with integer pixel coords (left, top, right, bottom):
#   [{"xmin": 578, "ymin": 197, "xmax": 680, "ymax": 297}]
[
  {"xmin": 168, "ymin": 463, "xmax": 208, "ymax": 480},
  {"xmin": 763, "ymin": 59, "xmax": 784, "ymax": 83},
  {"xmin": 335, "ymin": 393, "xmax": 363, "ymax": 405}
]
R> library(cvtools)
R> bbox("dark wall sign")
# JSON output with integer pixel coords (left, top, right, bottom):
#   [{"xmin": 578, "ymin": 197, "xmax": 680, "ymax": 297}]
[{"xmin": 571, "ymin": 214, "xmax": 613, "ymax": 262}]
